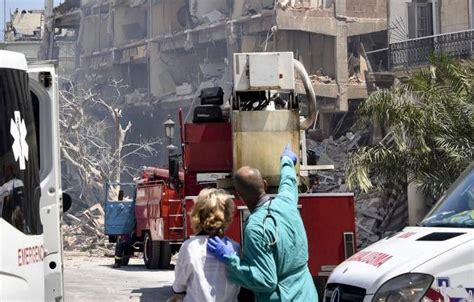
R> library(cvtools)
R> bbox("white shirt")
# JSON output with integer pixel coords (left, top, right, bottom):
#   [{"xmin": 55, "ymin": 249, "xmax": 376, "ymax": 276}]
[{"xmin": 172, "ymin": 236, "xmax": 240, "ymax": 302}]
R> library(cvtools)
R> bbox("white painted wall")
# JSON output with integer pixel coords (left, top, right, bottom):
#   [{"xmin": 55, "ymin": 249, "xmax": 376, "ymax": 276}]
[
  {"xmin": 470, "ymin": 0, "xmax": 474, "ymax": 28},
  {"xmin": 389, "ymin": 0, "xmax": 410, "ymax": 43},
  {"xmin": 440, "ymin": 0, "xmax": 470, "ymax": 33}
]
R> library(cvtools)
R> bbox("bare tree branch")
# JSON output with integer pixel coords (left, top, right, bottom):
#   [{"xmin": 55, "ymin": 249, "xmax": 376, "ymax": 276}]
[{"xmin": 59, "ymin": 77, "xmax": 163, "ymax": 206}]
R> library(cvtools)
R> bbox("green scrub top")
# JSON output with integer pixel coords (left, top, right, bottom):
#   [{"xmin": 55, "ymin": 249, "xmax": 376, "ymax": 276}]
[{"xmin": 227, "ymin": 157, "xmax": 318, "ymax": 302}]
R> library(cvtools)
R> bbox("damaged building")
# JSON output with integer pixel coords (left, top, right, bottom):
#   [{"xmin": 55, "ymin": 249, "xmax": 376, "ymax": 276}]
[
  {"xmin": 1, "ymin": 9, "xmax": 44, "ymax": 60},
  {"xmin": 366, "ymin": 0, "xmax": 474, "ymax": 83},
  {"xmin": 51, "ymin": 0, "xmax": 388, "ymax": 152}
]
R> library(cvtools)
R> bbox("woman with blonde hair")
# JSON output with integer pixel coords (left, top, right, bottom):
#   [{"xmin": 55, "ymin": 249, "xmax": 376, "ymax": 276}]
[{"xmin": 169, "ymin": 188, "xmax": 240, "ymax": 302}]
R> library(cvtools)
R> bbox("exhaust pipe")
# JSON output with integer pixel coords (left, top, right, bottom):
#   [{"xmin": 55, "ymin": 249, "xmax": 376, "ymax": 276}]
[{"xmin": 293, "ymin": 59, "xmax": 318, "ymax": 130}]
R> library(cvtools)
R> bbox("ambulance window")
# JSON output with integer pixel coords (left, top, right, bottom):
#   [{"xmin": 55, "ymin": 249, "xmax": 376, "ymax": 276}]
[
  {"xmin": 31, "ymin": 91, "xmax": 41, "ymax": 168},
  {"xmin": 29, "ymin": 78, "xmax": 53, "ymax": 181},
  {"xmin": 422, "ymin": 166, "xmax": 474, "ymax": 228},
  {"xmin": 0, "ymin": 67, "xmax": 43, "ymax": 235}
]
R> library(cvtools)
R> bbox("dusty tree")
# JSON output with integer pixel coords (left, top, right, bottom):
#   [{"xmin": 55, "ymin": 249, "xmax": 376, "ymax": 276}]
[
  {"xmin": 346, "ymin": 56, "xmax": 474, "ymax": 200},
  {"xmin": 59, "ymin": 78, "xmax": 163, "ymax": 206}
]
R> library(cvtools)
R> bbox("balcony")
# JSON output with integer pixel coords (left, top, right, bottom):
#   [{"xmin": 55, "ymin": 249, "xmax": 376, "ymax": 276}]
[{"xmin": 389, "ymin": 29, "xmax": 474, "ymax": 69}]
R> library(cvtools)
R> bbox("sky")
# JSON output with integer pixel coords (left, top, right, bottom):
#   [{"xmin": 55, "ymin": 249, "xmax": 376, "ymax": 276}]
[{"xmin": 0, "ymin": 0, "xmax": 61, "ymax": 41}]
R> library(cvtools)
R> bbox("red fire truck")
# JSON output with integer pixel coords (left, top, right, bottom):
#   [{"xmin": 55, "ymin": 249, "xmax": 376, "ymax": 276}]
[{"xmin": 105, "ymin": 52, "xmax": 356, "ymax": 292}]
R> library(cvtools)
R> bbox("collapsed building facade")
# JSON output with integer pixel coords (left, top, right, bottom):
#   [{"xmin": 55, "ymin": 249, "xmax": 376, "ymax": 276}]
[
  {"xmin": 48, "ymin": 0, "xmax": 473, "ymax": 248},
  {"xmin": 52, "ymin": 0, "xmax": 388, "ymax": 155},
  {"xmin": 1, "ymin": 9, "xmax": 44, "ymax": 60}
]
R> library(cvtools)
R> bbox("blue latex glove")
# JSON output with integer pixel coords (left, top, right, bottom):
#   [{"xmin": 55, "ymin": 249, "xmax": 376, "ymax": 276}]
[
  {"xmin": 281, "ymin": 143, "xmax": 297, "ymax": 165},
  {"xmin": 207, "ymin": 236, "xmax": 236, "ymax": 263}
]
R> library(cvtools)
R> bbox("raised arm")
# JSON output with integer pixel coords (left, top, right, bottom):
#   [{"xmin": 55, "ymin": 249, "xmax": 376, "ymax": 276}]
[{"xmin": 277, "ymin": 144, "xmax": 298, "ymax": 205}]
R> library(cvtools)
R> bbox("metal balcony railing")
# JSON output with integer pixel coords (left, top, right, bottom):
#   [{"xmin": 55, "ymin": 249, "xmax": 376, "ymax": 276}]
[{"xmin": 390, "ymin": 29, "xmax": 474, "ymax": 69}]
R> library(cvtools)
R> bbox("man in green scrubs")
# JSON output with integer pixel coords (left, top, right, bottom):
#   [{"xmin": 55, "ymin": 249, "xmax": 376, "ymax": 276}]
[{"xmin": 207, "ymin": 145, "xmax": 318, "ymax": 301}]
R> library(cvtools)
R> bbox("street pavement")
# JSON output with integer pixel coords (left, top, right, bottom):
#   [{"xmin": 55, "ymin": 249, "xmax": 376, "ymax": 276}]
[{"xmin": 64, "ymin": 252, "xmax": 175, "ymax": 302}]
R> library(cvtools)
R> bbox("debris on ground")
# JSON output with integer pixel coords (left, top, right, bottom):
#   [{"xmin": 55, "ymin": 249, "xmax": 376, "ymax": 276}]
[{"xmin": 63, "ymin": 203, "xmax": 114, "ymax": 256}]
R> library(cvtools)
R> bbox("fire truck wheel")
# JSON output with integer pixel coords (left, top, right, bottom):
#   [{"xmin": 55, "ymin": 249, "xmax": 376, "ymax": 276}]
[
  {"xmin": 143, "ymin": 232, "xmax": 160, "ymax": 269},
  {"xmin": 158, "ymin": 241, "xmax": 172, "ymax": 269}
]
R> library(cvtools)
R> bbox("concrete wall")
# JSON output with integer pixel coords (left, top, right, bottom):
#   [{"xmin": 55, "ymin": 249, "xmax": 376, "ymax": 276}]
[
  {"xmin": 232, "ymin": 0, "xmax": 274, "ymax": 19},
  {"xmin": 240, "ymin": 32, "xmax": 278, "ymax": 52},
  {"xmin": 81, "ymin": 0, "xmax": 97, "ymax": 7},
  {"xmin": 79, "ymin": 13, "xmax": 110, "ymax": 52},
  {"xmin": 0, "ymin": 42, "xmax": 41, "ymax": 60},
  {"xmin": 346, "ymin": 0, "xmax": 387, "ymax": 19},
  {"xmin": 149, "ymin": 45, "xmax": 177, "ymax": 97},
  {"xmin": 152, "ymin": 0, "xmax": 186, "ymax": 36},
  {"xmin": 113, "ymin": 6, "xmax": 147, "ymax": 47},
  {"xmin": 149, "ymin": 38, "xmax": 227, "ymax": 98},
  {"xmin": 189, "ymin": 0, "xmax": 229, "ymax": 18},
  {"xmin": 440, "ymin": 0, "xmax": 470, "ymax": 33},
  {"xmin": 99, "ymin": 13, "xmax": 110, "ymax": 49},
  {"xmin": 81, "ymin": 15, "xmax": 100, "ymax": 52},
  {"xmin": 277, "ymin": 31, "xmax": 335, "ymax": 78}
]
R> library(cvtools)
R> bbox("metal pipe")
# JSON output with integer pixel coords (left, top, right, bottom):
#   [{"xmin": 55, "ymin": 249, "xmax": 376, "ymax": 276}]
[{"xmin": 293, "ymin": 59, "xmax": 318, "ymax": 130}]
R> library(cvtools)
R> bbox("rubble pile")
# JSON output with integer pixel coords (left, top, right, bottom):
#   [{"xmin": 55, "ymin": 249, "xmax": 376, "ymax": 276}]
[
  {"xmin": 309, "ymin": 74, "xmax": 335, "ymax": 84},
  {"xmin": 277, "ymin": 0, "xmax": 331, "ymax": 11},
  {"xmin": 355, "ymin": 186, "xmax": 408, "ymax": 248},
  {"xmin": 304, "ymin": 74, "xmax": 364, "ymax": 85},
  {"xmin": 348, "ymin": 74, "xmax": 365, "ymax": 84},
  {"xmin": 306, "ymin": 132, "xmax": 362, "ymax": 193},
  {"xmin": 355, "ymin": 190, "xmax": 386, "ymax": 248},
  {"xmin": 63, "ymin": 203, "xmax": 114, "ymax": 256},
  {"xmin": 307, "ymin": 132, "xmax": 408, "ymax": 249}
]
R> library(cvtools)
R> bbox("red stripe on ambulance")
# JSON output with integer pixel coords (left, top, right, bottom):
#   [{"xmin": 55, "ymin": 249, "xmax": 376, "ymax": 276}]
[
  {"xmin": 346, "ymin": 251, "xmax": 393, "ymax": 267},
  {"xmin": 397, "ymin": 231, "xmax": 417, "ymax": 238}
]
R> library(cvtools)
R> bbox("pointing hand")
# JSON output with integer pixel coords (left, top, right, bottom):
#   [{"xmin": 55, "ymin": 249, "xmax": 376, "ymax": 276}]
[{"xmin": 281, "ymin": 143, "xmax": 297, "ymax": 165}]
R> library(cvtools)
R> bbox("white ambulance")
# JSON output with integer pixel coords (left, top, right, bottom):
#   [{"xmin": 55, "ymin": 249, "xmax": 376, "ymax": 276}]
[
  {"xmin": 325, "ymin": 163, "xmax": 474, "ymax": 302},
  {"xmin": 0, "ymin": 50, "xmax": 69, "ymax": 301}
]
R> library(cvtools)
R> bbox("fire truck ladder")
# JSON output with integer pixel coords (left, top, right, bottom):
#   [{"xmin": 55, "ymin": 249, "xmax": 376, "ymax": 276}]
[{"xmin": 167, "ymin": 198, "xmax": 187, "ymax": 243}]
